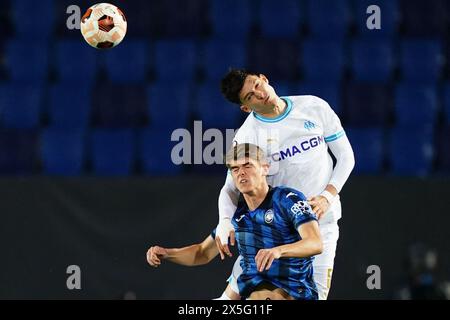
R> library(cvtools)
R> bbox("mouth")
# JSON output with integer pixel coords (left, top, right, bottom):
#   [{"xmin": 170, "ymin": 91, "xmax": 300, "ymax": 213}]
[
  {"xmin": 239, "ymin": 179, "xmax": 248, "ymax": 184},
  {"xmin": 264, "ymin": 95, "xmax": 270, "ymax": 104}
]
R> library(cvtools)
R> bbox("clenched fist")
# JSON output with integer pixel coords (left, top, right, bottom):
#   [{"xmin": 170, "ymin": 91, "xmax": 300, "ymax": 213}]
[{"xmin": 146, "ymin": 246, "xmax": 168, "ymax": 267}]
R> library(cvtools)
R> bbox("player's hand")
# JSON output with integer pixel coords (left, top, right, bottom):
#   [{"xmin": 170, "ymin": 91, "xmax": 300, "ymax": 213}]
[
  {"xmin": 307, "ymin": 195, "xmax": 330, "ymax": 220},
  {"xmin": 255, "ymin": 248, "xmax": 281, "ymax": 272},
  {"xmin": 146, "ymin": 246, "xmax": 168, "ymax": 267},
  {"xmin": 215, "ymin": 218, "xmax": 236, "ymax": 260}
]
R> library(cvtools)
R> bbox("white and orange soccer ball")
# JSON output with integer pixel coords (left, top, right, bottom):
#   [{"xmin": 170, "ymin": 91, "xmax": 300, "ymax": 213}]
[{"xmin": 80, "ymin": 3, "xmax": 127, "ymax": 49}]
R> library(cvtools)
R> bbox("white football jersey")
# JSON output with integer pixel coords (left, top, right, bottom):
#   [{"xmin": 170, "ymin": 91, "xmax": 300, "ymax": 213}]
[{"xmin": 232, "ymin": 95, "xmax": 345, "ymax": 223}]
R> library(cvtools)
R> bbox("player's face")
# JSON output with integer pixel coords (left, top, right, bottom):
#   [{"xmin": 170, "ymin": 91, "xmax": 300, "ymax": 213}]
[
  {"xmin": 229, "ymin": 157, "xmax": 268, "ymax": 194},
  {"xmin": 239, "ymin": 75, "xmax": 278, "ymax": 113}
]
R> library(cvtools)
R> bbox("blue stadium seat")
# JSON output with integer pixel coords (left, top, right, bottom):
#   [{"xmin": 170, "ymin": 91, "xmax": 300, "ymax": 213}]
[
  {"xmin": 11, "ymin": 0, "xmax": 54, "ymax": 39},
  {"xmin": 306, "ymin": 0, "xmax": 351, "ymax": 38},
  {"xmin": 104, "ymin": 39, "xmax": 149, "ymax": 84},
  {"xmin": 55, "ymin": 39, "xmax": 98, "ymax": 83},
  {"xmin": 436, "ymin": 126, "xmax": 450, "ymax": 173},
  {"xmin": 41, "ymin": 129, "xmax": 85, "ymax": 175},
  {"xmin": 394, "ymin": 84, "xmax": 438, "ymax": 128},
  {"xmin": 401, "ymin": 40, "xmax": 443, "ymax": 83},
  {"xmin": 301, "ymin": 40, "xmax": 345, "ymax": 81},
  {"xmin": 0, "ymin": 84, "xmax": 42, "ymax": 129},
  {"xmin": 400, "ymin": 0, "xmax": 447, "ymax": 37},
  {"xmin": 249, "ymin": 38, "xmax": 299, "ymax": 81},
  {"xmin": 147, "ymin": 82, "xmax": 191, "ymax": 130},
  {"xmin": 272, "ymin": 81, "xmax": 294, "ymax": 98},
  {"xmin": 92, "ymin": 84, "xmax": 148, "ymax": 128},
  {"xmin": 194, "ymin": 84, "xmax": 240, "ymax": 129},
  {"xmin": 209, "ymin": 0, "xmax": 252, "ymax": 39},
  {"xmin": 346, "ymin": 127, "xmax": 384, "ymax": 174},
  {"xmin": 0, "ymin": 129, "xmax": 38, "ymax": 175},
  {"xmin": 5, "ymin": 40, "xmax": 49, "ymax": 83},
  {"xmin": 389, "ymin": 126, "xmax": 434, "ymax": 176},
  {"xmin": 139, "ymin": 127, "xmax": 182, "ymax": 175},
  {"xmin": 351, "ymin": 39, "xmax": 394, "ymax": 82},
  {"xmin": 118, "ymin": 1, "xmax": 151, "ymax": 37},
  {"xmin": 48, "ymin": 84, "xmax": 91, "ymax": 129},
  {"xmin": 258, "ymin": 0, "xmax": 302, "ymax": 38},
  {"xmin": 89, "ymin": 129, "xmax": 135, "ymax": 176},
  {"xmin": 154, "ymin": 40, "xmax": 198, "ymax": 81},
  {"xmin": 297, "ymin": 81, "xmax": 342, "ymax": 115},
  {"xmin": 345, "ymin": 82, "xmax": 392, "ymax": 126},
  {"xmin": 149, "ymin": 0, "xmax": 208, "ymax": 37},
  {"xmin": 353, "ymin": 0, "xmax": 399, "ymax": 37},
  {"xmin": 200, "ymin": 40, "xmax": 246, "ymax": 81},
  {"xmin": 442, "ymin": 83, "xmax": 450, "ymax": 125}
]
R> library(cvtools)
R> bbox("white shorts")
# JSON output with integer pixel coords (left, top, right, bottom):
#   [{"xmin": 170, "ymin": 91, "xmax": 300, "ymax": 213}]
[{"xmin": 227, "ymin": 221, "xmax": 340, "ymax": 300}]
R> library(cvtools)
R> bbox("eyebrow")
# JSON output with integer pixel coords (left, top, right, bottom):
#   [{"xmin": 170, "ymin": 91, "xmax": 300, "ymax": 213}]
[
  {"xmin": 230, "ymin": 161, "xmax": 251, "ymax": 170},
  {"xmin": 242, "ymin": 79, "xmax": 256, "ymax": 101}
]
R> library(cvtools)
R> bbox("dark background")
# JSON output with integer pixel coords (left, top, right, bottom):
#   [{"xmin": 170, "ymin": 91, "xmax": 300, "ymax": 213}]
[{"xmin": 1, "ymin": 176, "xmax": 448, "ymax": 299}]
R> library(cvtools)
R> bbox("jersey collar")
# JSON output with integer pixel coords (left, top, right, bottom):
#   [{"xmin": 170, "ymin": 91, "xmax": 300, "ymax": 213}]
[{"xmin": 252, "ymin": 97, "xmax": 292, "ymax": 123}]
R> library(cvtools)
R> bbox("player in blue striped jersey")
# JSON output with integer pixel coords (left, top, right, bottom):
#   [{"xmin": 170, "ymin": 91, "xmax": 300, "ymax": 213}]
[{"xmin": 147, "ymin": 143, "xmax": 322, "ymax": 300}]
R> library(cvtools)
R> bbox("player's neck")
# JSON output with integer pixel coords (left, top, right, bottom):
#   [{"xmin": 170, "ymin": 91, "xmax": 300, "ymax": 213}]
[
  {"xmin": 243, "ymin": 183, "xmax": 270, "ymax": 211},
  {"xmin": 257, "ymin": 97, "xmax": 286, "ymax": 119}
]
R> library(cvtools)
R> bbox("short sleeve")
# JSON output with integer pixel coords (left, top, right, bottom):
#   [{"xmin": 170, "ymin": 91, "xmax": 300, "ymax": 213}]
[
  {"xmin": 313, "ymin": 96, "xmax": 345, "ymax": 142},
  {"xmin": 279, "ymin": 188, "xmax": 317, "ymax": 230}
]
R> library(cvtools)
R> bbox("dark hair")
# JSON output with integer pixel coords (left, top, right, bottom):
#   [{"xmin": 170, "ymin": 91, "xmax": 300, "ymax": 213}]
[{"xmin": 221, "ymin": 68, "xmax": 259, "ymax": 105}]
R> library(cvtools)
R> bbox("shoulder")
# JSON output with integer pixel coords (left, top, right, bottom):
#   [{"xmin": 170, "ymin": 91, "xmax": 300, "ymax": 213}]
[
  {"xmin": 233, "ymin": 113, "xmax": 256, "ymax": 141},
  {"xmin": 272, "ymin": 186, "xmax": 307, "ymax": 204}
]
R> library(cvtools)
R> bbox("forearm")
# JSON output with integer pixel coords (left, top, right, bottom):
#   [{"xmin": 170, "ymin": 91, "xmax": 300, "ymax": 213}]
[
  {"xmin": 165, "ymin": 245, "xmax": 210, "ymax": 266},
  {"xmin": 327, "ymin": 134, "xmax": 355, "ymax": 193},
  {"xmin": 218, "ymin": 172, "xmax": 239, "ymax": 221},
  {"xmin": 277, "ymin": 238, "xmax": 323, "ymax": 259}
]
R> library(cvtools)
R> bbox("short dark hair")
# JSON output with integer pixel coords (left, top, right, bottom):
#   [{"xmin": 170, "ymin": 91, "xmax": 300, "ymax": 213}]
[{"xmin": 221, "ymin": 68, "xmax": 259, "ymax": 105}]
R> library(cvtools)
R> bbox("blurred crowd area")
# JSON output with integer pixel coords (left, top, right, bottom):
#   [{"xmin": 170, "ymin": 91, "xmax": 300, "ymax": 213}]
[{"xmin": 0, "ymin": 0, "xmax": 450, "ymax": 176}]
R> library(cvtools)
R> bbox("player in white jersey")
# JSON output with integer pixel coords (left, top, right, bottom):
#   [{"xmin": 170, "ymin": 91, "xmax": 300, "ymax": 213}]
[{"xmin": 214, "ymin": 69, "xmax": 355, "ymax": 300}]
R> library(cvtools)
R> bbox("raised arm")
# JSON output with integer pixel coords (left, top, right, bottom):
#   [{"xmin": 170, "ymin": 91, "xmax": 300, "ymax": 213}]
[
  {"xmin": 215, "ymin": 172, "xmax": 240, "ymax": 259},
  {"xmin": 146, "ymin": 235, "xmax": 218, "ymax": 267}
]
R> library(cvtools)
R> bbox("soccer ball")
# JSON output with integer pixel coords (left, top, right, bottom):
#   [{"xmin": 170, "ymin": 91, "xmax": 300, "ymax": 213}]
[{"xmin": 80, "ymin": 3, "xmax": 127, "ymax": 49}]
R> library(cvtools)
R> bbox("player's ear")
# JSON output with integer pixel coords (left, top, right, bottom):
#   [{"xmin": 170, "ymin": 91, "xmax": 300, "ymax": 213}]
[
  {"xmin": 261, "ymin": 162, "xmax": 270, "ymax": 176},
  {"xmin": 260, "ymin": 74, "xmax": 268, "ymax": 84},
  {"xmin": 240, "ymin": 105, "xmax": 251, "ymax": 113}
]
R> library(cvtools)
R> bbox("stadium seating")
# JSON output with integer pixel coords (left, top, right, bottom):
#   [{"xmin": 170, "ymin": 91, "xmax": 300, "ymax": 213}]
[
  {"xmin": 138, "ymin": 127, "xmax": 183, "ymax": 175},
  {"xmin": 345, "ymin": 127, "xmax": 384, "ymax": 174},
  {"xmin": 394, "ymin": 84, "xmax": 438, "ymax": 128},
  {"xmin": 91, "ymin": 84, "xmax": 148, "ymax": 128},
  {"xmin": 89, "ymin": 129, "xmax": 135, "ymax": 175},
  {"xmin": 5, "ymin": 40, "xmax": 49, "ymax": 83},
  {"xmin": 154, "ymin": 40, "xmax": 198, "ymax": 81},
  {"xmin": 400, "ymin": 0, "xmax": 448, "ymax": 37},
  {"xmin": 209, "ymin": 0, "xmax": 252, "ymax": 39},
  {"xmin": 0, "ymin": 129, "xmax": 38, "ymax": 174},
  {"xmin": 351, "ymin": 39, "xmax": 394, "ymax": 82},
  {"xmin": 55, "ymin": 39, "xmax": 98, "ymax": 83},
  {"xmin": 388, "ymin": 126, "xmax": 434, "ymax": 176},
  {"xmin": 306, "ymin": 0, "xmax": 351, "ymax": 39},
  {"xmin": 248, "ymin": 38, "xmax": 299, "ymax": 81},
  {"xmin": 0, "ymin": 84, "xmax": 42, "ymax": 129},
  {"xmin": 104, "ymin": 39, "xmax": 149, "ymax": 84},
  {"xmin": 199, "ymin": 40, "xmax": 247, "ymax": 81},
  {"xmin": 301, "ymin": 40, "xmax": 345, "ymax": 81},
  {"xmin": 257, "ymin": 0, "xmax": 302, "ymax": 39},
  {"xmin": 40, "ymin": 128, "xmax": 85, "ymax": 175},
  {"xmin": 194, "ymin": 83, "xmax": 240, "ymax": 129},
  {"xmin": 400, "ymin": 39, "xmax": 443, "ymax": 83},
  {"xmin": 48, "ymin": 83, "xmax": 91, "ymax": 129},
  {"xmin": 11, "ymin": 0, "xmax": 54, "ymax": 39},
  {"xmin": 353, "ymin": 0, "xmax": 399, "ymax": 37},
  {"xmin": 147, "ymin": 82, "xmax": 191, "ymax": 130},
  {"xmin": 345, "ymin": 82, "xmax": 392, "ymax": 126}
]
